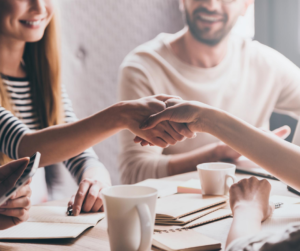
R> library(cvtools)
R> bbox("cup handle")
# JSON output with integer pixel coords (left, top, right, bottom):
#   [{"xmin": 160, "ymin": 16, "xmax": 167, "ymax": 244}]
[
  {"xmin": 225, "ymin": 174, "xmax": 238, "ymax": 194},
  {"xmin": 136, "ymin": 203, "xmax": 152, "ymax": 251}
]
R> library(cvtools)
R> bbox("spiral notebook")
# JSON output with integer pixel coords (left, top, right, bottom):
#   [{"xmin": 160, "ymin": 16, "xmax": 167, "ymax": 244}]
[{"xmin": 152, "ymin": 229, "xmax": 221, "ymax": 251}]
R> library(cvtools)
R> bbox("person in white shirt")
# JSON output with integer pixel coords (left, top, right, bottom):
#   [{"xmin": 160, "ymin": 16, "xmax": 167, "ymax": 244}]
[{"xmin": 118, "ymin": 0, "xmax": 300, "ymax": 184}]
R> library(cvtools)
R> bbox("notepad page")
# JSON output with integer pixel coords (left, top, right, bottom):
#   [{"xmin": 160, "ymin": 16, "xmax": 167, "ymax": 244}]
[
  {"xmin": 0, "ymin": 222, "xmax": 91, "ymax": 239},
  {"xmin": 28, "ymin": 206, "xmax": 105, "ymax": 225},
  {"xmin": 156, "ymin": 194, "xmax": 227, "ymax": 219},
  {"xmin": 262, "ymin": 204, "xmax": 300, "ymax": 232},
  {"xmin": 135, "ymin": 179, "xmax": 183, "ymax": 198},
  {"xmin": 152, "ymin": 229, "xmax": 221, "ymax": 251}
]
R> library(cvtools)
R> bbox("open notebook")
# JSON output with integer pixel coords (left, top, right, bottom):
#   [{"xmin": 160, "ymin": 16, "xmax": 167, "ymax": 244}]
[
  {"xmin": 152, "ymin": 229, "xmax": 221, "ymax": 251},
  {"xmin": 0, "ymin": 206, "xmax": 105, "ymax": 239},
  {"xmin": 156, "ymin": 194, "xmax": 227, "ymax": 219},
  {"xmin": 262, "ymin": 196, "xmax": 300, "ymax": 233}
]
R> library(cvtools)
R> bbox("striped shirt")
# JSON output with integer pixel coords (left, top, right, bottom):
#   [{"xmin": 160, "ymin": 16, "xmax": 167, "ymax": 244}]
[{"xmin": 0, "ymin": 75, "xmax": 106, "ymax": 184}]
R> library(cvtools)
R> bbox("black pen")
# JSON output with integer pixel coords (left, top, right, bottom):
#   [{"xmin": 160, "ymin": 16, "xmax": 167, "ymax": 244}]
[{"xmin": 66, "ymin": 206, "xmax": 73, "ymax": 216}]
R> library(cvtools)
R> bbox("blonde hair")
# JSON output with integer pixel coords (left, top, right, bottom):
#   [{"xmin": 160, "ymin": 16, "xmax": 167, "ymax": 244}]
[{"xmin": 0, "ymin": 14, "xmax": 64, "ymax": 164}]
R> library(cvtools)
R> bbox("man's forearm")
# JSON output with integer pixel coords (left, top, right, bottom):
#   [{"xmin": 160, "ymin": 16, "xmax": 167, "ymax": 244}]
[
  {"xmin": 204, "ymin": 109, "xmax": 300, "ymax": 191},
  {"xmin": 167, "ymin": 143, "xmax": 221, "ymax": 176}
]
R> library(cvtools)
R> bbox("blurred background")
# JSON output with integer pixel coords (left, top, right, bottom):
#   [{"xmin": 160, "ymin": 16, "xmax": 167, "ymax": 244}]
[{"xmin": 35, "ymin": 0, "xmax": 298, "ymax": 202}]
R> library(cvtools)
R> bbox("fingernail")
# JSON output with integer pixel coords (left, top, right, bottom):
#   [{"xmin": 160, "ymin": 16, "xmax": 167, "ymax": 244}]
[
  {"xmin": 0, "ymin": 209, "xmax": 6, "ymax": 212},
  {"xmin": 192, "ymin": 134, "xmax": 197, "ymax": 139}
]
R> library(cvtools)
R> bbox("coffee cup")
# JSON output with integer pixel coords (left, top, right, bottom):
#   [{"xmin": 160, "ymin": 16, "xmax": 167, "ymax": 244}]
[
  {"xmin": 101, "ymin": 185, "xmax": 157, "ymax": 251},
  {"xmin": 197, "ymin": 162, "xmax": 237, "ymax": 195}
]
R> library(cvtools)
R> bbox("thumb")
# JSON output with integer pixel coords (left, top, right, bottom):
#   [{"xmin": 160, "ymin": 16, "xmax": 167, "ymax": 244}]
[
  {"xmin": 272, "ymin": 125, "xmax": 291, "ymax": 139},
  {"xmin": 140, "ymin": 108, "xmax": 174, "ymax": 130}
]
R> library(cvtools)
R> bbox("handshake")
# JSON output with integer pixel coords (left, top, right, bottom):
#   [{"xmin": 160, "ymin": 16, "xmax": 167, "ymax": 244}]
[
  {"xmin": 125, "ymin": 94, "xmax": 290, "ymax": 150},
  {"xmin": 125, "ymin": 94, "xmax": 211, "ymax": 148}
]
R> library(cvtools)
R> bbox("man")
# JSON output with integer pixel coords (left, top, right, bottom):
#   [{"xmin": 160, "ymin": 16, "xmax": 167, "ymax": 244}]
[{"xmin": 118, "ymin": 0, "xmax": 300, "ymax": 184}]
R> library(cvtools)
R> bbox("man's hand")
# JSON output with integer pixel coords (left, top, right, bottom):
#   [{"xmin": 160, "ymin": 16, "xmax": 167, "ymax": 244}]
[
  {"xmin": 68, "ymin": 178, "xmax": 110, "ymax": 216},
  {"xmin": 123, "ymin": 95, "xmax": 196, "ymax": 148},
  {"xmin": 0, "ymin": 158, "xmax": 31, "ymax": 230},
  {"xmin": 229, "ymin": 177, "xmax": 274, "ymax": 222}
]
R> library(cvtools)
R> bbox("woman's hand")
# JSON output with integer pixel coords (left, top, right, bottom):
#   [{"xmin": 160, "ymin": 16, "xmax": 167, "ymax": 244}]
[
  {"xmin": 68, "ymin": 178, "xmax": 110, "ymax": 216},
  {"xmin": 140, "ymin": 100, "xmax": 212, "ymax": 133},
  {"xmin": 229, "ymin": 177, "xmax": 274, "ymax": 222},
  {"xmin": 123, "ymin": 95, "xmax": 196, "ymax": 147},
  {"xmin": 0, "ymin": 158, "xmax": 31, "ymax": 230}
]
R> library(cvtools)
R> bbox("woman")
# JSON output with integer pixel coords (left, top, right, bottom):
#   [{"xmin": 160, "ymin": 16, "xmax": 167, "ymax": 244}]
[
  {"xmin": 0, "ymin": 0, "xmax": 192, "ymax": 216},
  {"xmin": 141, "ymin": 99, "xmax": 300, "ymax": 250}
]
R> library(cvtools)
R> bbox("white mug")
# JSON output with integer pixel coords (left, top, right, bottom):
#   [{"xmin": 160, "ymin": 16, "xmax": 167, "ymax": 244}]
[
  {"xmin": 101, "ymin": 185, "xmax": 158, "ymax": 251},
  {"xmin": 197, "ymin": 162, "xmax": 237, "ymax": 195}
]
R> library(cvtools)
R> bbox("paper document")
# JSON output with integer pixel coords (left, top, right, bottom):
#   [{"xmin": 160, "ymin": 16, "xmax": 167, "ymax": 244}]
[{"xmin": 0, "ymin": 206, "xmax": 105, "ymax": 239}]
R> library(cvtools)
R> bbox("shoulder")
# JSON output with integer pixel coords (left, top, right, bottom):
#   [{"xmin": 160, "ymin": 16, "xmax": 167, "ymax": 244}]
[
  {"xmin": 120, "ymin": 33, "xmax": 172, "ymax": 71},
  {"xmin": 236, "ymin": 37, "xmax": 297, "ymax": 70}
]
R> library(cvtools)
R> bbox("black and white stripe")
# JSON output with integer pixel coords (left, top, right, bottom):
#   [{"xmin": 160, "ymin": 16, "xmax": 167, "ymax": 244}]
[{"xmin": 0, "ymin": 76, "xmax": 105, "ymax": 183}]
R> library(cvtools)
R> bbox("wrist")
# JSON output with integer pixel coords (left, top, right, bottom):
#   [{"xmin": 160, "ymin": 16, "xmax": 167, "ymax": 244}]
[
  {"xmin": 233, "ymin": 204, "xmax": 264, "ymax": 222},
  {"xmin": 108, "ymin": 101, "xmax": 132, "ymax": 130}
]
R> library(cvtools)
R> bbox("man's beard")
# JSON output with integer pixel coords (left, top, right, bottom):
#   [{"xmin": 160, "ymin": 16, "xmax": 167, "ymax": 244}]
[{"xmin": 185, "ymin": 7, "xmax": 233, "ymax": 46}]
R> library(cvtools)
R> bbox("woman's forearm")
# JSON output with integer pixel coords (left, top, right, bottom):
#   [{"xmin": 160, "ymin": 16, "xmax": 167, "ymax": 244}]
[
  {"xmin": 18, "ymin": 102, "xmax": 127, "ymax": 167},
  {"xmin": 226, "ymin": 207, "xmax": 262, "ymax": 248},
  {"xmin": 204, "ymin": 109, "xmax": 300, "ymax": 191}
]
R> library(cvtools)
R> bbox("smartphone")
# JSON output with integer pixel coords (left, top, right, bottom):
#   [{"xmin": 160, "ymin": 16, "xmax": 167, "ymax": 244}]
[{"xmin": 0, "ymin": 152, "xmax": 41, "ymax": 206}]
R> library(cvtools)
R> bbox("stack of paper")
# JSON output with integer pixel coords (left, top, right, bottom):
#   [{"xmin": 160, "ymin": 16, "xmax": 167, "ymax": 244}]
[{"xmin": 155, "ymin": 193, "xmax": 232, "ymax": 231}]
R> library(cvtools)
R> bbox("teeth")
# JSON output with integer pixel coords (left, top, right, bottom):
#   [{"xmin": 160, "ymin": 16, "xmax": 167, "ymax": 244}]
[
  {"xmin": 199, "ymin": 14, "xmax": 219, "ymax": 22},
  {"xmin": 25, "ymin": 20, "xmax": 41, "ymax": 26}
]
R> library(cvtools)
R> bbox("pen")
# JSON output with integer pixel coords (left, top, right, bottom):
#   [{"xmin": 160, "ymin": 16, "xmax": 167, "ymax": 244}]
[
  {"xmin": 66, "ymin": 206, "xmax": 73, "ymax": 216},
  {"xmin": 274, "ymin": 202, "xmax": 283, "ymax": 209}
]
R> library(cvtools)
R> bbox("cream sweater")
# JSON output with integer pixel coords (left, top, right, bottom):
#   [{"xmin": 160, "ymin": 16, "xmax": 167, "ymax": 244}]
[{"xmin": 118, "ymin": 33, "xmax": 300, "ymax": 184}]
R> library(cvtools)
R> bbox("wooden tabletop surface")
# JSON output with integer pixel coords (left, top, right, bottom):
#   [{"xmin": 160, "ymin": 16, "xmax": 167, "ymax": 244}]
[{"xmin": 0, "ymin": 171, "xmax": 298, "ymax": 251}]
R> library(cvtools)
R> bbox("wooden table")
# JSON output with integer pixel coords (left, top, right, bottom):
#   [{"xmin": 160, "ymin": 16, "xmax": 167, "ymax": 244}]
[{"xmin": 0, "ymin": 171, "xmax": 298, "ymax": 251}]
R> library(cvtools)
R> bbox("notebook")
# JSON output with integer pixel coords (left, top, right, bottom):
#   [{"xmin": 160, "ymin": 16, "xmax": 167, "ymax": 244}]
[
  {"xmin": 177, "ymin": 179, "xmax": 201, "ymax": 194},
  {"xmin": 155, "ymin": 203, "xmax": 226, "ymax": 226},
  {"xmin": 0, "ymin": 206, "xmax": 105, "ymax": 239},
  {"xmin": 152, "ymin": 229, "xmax": 221, "ymax": 251},
  {"xmin": 262, "ymin": 204, "xmax": 300, "ymax": 232},
  {"xmin": 155, "ymin": 208, "xmax": 232, "ymax": 232},
  {"xmin": 135, "ymin": 179, "xmax": 183, "ymax": 198},
  {"xmin": 156, "ymin": 194, "xmax": 227, "ymax": 219}
]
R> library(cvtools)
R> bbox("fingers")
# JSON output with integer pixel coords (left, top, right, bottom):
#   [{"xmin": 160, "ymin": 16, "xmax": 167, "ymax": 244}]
[
  {"xmin": 81, "ymin": 181, "xmax": 103, "ymax": 213},
  {"xmin": 73, "ymin": 179, "xmax": 91, "ymax": 216},
  {"xmin": 0, "ymin": 196, "xmax": 31, "ymax": 210},
  {"xmin": 169, "ymin": 122, "xmax": 195, "ymax": 139},
  {"xmin": 140, "ymin": 109, "xmax": 174, "ymax": 130},
  {"xmin": 0, "ymin": 208, "xmax": 29, "ymax": 222},
  {"xmin": 0, "ymin": 157, "xmax": 30, "ymax": 182},
  {"xmin": 154, "ymin": 94, "xmax": 182, "ymax": 102},
  {"xmin": 272, "ymin": 125, "xmax": 291, "ymax": 139},
  {"xmin": 10, "ymin": 184, "xmax": 31, "ymax": 200},
  {"xmin": 164, "ymin": 122, "xmax": 186, "ymax": 141},
  {"xmin": 72, "ymin": 179, "xmax": 105, "ymax": 215},
  {"xmin": 0, "ymin": 158, "xmax": 30, "ymax": 192}
]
